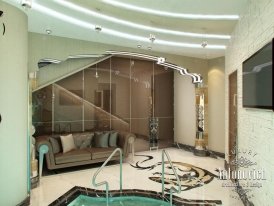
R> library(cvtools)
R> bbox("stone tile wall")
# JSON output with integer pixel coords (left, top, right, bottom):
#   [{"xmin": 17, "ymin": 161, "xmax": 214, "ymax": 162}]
[{"xmin": 225, "ymin": 0, "xmax": 274, "ymax": 204}]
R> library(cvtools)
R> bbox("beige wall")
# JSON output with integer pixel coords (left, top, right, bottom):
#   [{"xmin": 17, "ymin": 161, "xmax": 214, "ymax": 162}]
[
  {"xmin": 174, "ymin": 75, "xmax": 196, "ymax": 146},
  {"xmin": 208, "ymin": 57, "xmax": 225, "ymax": 153},
  {"xmin": 225, "ymin": 0, "xmax": 274, "ymax": 204},
  {"xmin": 0, "ymin": 2, "xmax": 29, "ymax": 205},
  {"xmin": 174, "ymin": 57, "xmax": 225, "ymax": 153}
]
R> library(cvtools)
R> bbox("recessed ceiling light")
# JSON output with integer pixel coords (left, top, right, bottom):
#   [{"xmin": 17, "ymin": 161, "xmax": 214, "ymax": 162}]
[
  {"xmin": 102, "ymin": 0, "xmax": 239, "ymax": 20},
  {"xmin": 148, "ymin": 47, "xmax": 152, "ymax": 50},
  {"xmin": 32, "ymin": 3, "xmax": 226, "ymax": 49},
  {"xmin": 149, "ymin": 34, "xmax": 156, "ymax": 42},
  {"xmin": 21, "ymin": 0, "xmax": 32, "ymax": 9},
  {"xmin": 46, "ymin": 29, "xmax": 52, "ymax": 34},
  {"xmin": 201, "ymin": 41, "xmax": 208, "ymax": 48},
  {"xmin": 95, "ymin": 25, "xmax": 102, "ymax": 32},
  {"xmin": 137, "ymin": 45, "xmax": 142, "ymax": 48},
  {"xmin": 53, "ymin": 0, "xmax": 230, "ymax": 39}
]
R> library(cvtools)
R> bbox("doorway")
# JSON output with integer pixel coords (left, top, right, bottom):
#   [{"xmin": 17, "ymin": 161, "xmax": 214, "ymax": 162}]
[{"xmin": 228, "ymin": 70, "xmax": 237, "ymax": 177}]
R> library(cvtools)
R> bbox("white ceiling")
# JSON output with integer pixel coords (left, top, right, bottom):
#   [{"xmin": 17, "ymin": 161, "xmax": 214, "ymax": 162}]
[{"xmin": 5, "ymin": 0, "xmax": 248, "ymax": 59}]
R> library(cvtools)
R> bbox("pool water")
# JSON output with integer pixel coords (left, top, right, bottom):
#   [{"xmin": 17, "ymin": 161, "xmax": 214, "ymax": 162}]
[{"xmin": 68, "ymin": 195, "xmax": 172, "ymax": 206}]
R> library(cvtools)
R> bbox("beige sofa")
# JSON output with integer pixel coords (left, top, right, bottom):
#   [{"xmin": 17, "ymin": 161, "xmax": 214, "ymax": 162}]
[{"xmin": 36, "ymin": 131, "xmax": 135, "ymax": 170}]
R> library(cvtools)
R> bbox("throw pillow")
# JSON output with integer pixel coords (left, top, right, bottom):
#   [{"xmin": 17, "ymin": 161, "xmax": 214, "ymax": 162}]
[
  {"xmin": 73, "ymin": 133, "xmax": 85, "ymax": 148},
  {"xmin": 94, "ymin": 132, "xmax": 109, "ymax": 148},
  {"xmin": 73, "ymin": 133, "xmax": 94, "ymax": 149},
  {"xmin": 60, "ymin": 134, "xmax": 76, "ymax": 153},
  {"xmin": 109, "ymin": 132, "xmax": 118, "ymax": 147},
  {"xmin": 49, "ymin": 137, "xmax": 61, "ymax": 154},
  {"xmin": 80, "ymin": 134, "xmax": 94, "ymax": 149}
]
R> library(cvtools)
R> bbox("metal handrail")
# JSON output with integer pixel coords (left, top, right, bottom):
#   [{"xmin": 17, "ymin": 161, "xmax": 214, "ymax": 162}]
[
  {"xmin": 92, "ymin": 148, "xmax": 123, "ymax": 206},
  {"xmin": 162, "ymin": 150, "xmax": 181, "ymax": 206}
]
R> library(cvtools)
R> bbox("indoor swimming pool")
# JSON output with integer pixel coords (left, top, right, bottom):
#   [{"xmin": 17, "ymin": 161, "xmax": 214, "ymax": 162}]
[{"xmin": 68, "ymin": 195, "xmax": 171, "ymax": 206}]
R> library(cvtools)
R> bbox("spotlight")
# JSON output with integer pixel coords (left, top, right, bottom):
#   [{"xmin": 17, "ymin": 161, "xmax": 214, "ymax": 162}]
[
  {"xmin": 157, "ymin": 57, "xmax": 166, "ymax": 64},
  {"xmin": 201, "ymin": 41, "xmax": 208, "ymax": 48},
  {"xmin": 137, "ymin": 45, "xmax": 142, "ymax": 48},
  {"xmin": 21, "ymin": 0, "xmax": 32, "ymax": 9},
  {"xmin": 149, "ymin": 34, "xmax": 156, "ymax": 42},
  {"xmin": 95, "ymin": 25, "xmax": 102, "ymax": 32},
  {"xmin": 46, "ymin": 29, "xmax": 52, "ymax": 34}
]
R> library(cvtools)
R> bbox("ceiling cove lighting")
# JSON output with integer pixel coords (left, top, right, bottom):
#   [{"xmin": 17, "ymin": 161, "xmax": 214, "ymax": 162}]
[
  {"xmin": 102, "ymin": 0, "xmax": 239, "ymax": 20},
  {"xmin": 32, "ymin": 3, "xmax": 225, "ymax": 50},
  {"xmin": 53, "ymin": 0, "xmax": 230, "ymax": 39},
  {"xmin": 106, "ymin": 50, "xmax": 202, "ymax": 83}
]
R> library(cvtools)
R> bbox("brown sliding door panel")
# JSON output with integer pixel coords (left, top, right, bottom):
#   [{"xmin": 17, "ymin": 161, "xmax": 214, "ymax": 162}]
[
  {"xmin": 153, "ymin": 64, "xmax": 174, "ymax": 140},
  {"xmin": 229, "ymin": 70, "xmax": 238, "ymax": 176},
  {"xmin": 84, "ymin": 58, "xmax": 111, "ymax": 131},
  {"xmin": 130, "ymin": 59, "xmax": 153, "ymax": 138},
  {"xmin": 110, "ymin": 57, "xmax": 130, "ymax": 132}
]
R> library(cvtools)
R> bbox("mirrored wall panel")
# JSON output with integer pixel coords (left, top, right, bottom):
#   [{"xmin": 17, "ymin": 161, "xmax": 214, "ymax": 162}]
[{"xmin": 32, "ymin": 56, "xmax": 174, "ymax": 146}]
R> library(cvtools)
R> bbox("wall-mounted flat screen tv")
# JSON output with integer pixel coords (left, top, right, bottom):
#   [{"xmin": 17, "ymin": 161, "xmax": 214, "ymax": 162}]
[{"xmin": 242, "ymin": 39, "xmax": 273, "ymax": 110}]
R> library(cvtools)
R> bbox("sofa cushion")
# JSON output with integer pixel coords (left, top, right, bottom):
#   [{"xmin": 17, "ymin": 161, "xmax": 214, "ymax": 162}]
[
  {"xmin": 94, "ymin": 132, "xmax": 109, "ymax": 148},
  {"xmin": 49, "ymin": 137, "xmax": 61, "ymax": 154},
  {"xmin": 109, "ymin": 132, "xmax": 118, "ymax": 147},
  {"xmin": 60, "ymin": 134, "xmax": 76, "ymax": 153},
  {"xmin": 55, "ymin": 149, "xmax": 91, "ymax": 164},
  {"xmin": 88, "ymin": 147, "xmax": 119, "ymax": 159},
  {"xmin": 73, "ymin": 133, "xmax": 94, "ymax": 149}
]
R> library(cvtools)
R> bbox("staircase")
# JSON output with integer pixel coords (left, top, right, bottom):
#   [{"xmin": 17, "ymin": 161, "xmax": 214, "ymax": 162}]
[
  {"xmin": 53, "ymin": 83, "xmax": 129, "ymax": 132},
  {"xmin": 33, "ymin": 55, "xmax": 110, "ymax": 92}
]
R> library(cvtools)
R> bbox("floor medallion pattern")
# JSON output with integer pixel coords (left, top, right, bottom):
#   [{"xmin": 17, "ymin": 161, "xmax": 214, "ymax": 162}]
[
  {"xmin": 130, "ymin": 154, "xmax": 222, "ymax": 204},
  {"xmin": 131, "ymin": 154, "xmax": 219, "ymax": 191}
]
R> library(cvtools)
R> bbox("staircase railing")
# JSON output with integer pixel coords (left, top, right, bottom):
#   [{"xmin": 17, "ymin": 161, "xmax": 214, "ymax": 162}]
[
  {"xmin": 92, "ymin": 148, "xmax": 123, "ymax": 206},
  {"xmin": 162, "ymin": 150, "xmax": 181, "ymax": 206}
]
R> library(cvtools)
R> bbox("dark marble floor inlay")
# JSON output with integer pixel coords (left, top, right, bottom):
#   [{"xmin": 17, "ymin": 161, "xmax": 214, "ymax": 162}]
[{"xmin": 49, "ymin": 186, "xmax": 222, "ymax": 206}]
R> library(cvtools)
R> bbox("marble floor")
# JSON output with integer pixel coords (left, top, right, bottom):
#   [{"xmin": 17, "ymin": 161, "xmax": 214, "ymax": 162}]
[{"xmin": 30, "ymin": 148, "xmax": 243, "ymax": 206}]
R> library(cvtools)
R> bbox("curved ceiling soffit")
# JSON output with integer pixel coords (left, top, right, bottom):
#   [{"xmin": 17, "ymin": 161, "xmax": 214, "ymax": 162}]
[
  {"xmin": 32, "ymin": 3, "xmax": 226, "ymax": 49},
  {"xmin": 53, "ymin": 0, "xmax": 231, "ymax": 39},
  {"xmin": 101, "ymin": 0, "xmax": 239, "ymax": 20},
  {"xmin": 38, "ymin": 51, "xmax": 203, "ymax": 84}
]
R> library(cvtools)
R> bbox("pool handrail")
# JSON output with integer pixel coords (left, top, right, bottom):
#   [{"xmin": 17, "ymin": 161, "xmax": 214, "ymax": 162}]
[
  {"xmin": 161, "ymin": 149, "xmax": 182, "ymax": 206},
  {"xmin": 92, "ymin": 148, "xmax": 123, "ymax": 206}
]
